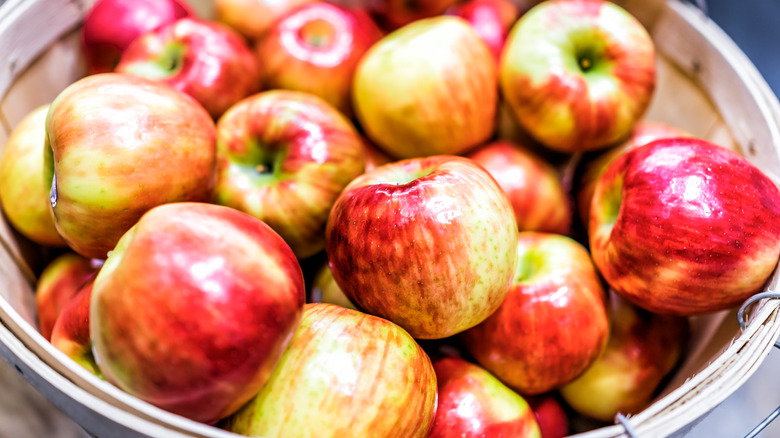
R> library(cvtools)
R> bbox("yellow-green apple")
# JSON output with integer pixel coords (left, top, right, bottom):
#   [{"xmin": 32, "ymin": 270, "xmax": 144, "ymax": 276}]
[
  {"xmin": 90, "ymin": 202, "xmax": 305, "ymax": 424},
  {"xmin": 214, "ymin": 0, "xmax": 316, "ymax": 41},
  {"xmin": 220, "ymin": 303, "xmax": 437, "ymax": 437},
  {"xmin": 116, "ymin": 18, "xmax": 261, "ymax": 119},
  {"xmin": 369, "ymin": 0, "xmax": 458, "ymax": 30},
  {"xmin": 257, "ymin": 2, "xmax": 383, "ymax": 117},
  {"xmin": 44, "ymin": 73, "xmax": 217, "ymax": 260},
  {"xmin": 462, "ymin": 232, "xmax": 609, "ymax": 395},
  {"xmin": 353, "ymin": 16, "xmax": 497, "ymax": 159},
  {"xmin": 213, "ymin": 90, "xmax": 365, "ymax": 259},
  {"xmin": 309, "ymin": 262, "xmax": 356, "ymax": 310},
  {"xmin": 527, "ymin": 395, "xmax": 570, "ymax": 438},
  {"xmin": 428, "ymin": 355, "xmax": 542, "ymax": 438},
  {"xmin": 501, "ymin": 0, "xmax": 656, "ymax": 153},
  {"xmin": 81, "ymin": 0, "xmax": 193, "ymax": 75},
  {"xmin": 560, "ymin": 292, "xmax": 689, "ymax": 421},
  {"xmin": 465, "ymin": 140, "xmax": 572, "ymax": 234},
  {"xmin": 446, "ymin": 0, "xmax": 520, "ymax": 62},
  {"xmin": 35, "ymin": 252, "xmax": 101, "ymax": 341},
  {"xmin": 326, "ymin": 155, "xmax": 518, "ymax": 339},
  {"xmin": 576, "ymin": 121, "xmax": 689, "ymax": 228},
  {"xmin": 590, "ymin": 137, "xmax": 780, "ymax": 315},
  {"xmin": 0, "ymin": 105, "xmax": 65, "ymax": 247},
  {"xmin": 50, "ymin": 280, "xmax": 102, "ymax": 378}
]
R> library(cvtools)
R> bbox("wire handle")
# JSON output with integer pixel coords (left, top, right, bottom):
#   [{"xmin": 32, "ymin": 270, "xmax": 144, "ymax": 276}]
[
  {"xmin": 615, "ymin": 413, "xmax": 639, "ymax": 437},
  {"xmin": 737, "ymin": 291, "xmax": 780, "ymax": 349}
]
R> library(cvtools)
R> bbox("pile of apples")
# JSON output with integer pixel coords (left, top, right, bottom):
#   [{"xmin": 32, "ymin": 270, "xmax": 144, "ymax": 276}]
[{"xmin": 3, "ymin": 0, "xmax": 780, "ymax": 436}]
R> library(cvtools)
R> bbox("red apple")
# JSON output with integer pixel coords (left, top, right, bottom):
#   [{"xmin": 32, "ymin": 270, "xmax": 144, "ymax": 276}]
[
  {"xmin": 213, "ymin": 90, "xmax": 365, "ymax": 259},
  {"xmin": 214, "ymin": 0, "xmax": 316, "ymax": 41},
  {"xmin": 257, "ymin": 2, "xmax": 383, "ymax": 117},
  {"xmin": 221, "ymin": 303, "xmax": 437, "ymax": 437},
  {"xmin": 309, "ymin": 262, "xmax": 356, "ymax": 310},
  {"xmin": 465, "ymin": 140, "xmax": 572, "ymax": 234},
  {"xmin": 352, "ymin": 16, "xmax": 497, "ymax": 159},
  {"xmin": 81, "ymin": 0, "xmax": 193, "ymax": 75},
  {"xmin": 447, "ymin": 0, "xmax": 520, "ymax": 62},
  {"xmin": 589, "ymin": 137, "xmax": 780, "ymax": 315},
  {"xmin": 462, "ymin": 231, "xmax": 609, "ymax": 395},
  {"xmin": 35, "ymin": 253, "xmax": 101, "ymax": 341},
  {"xmin": 44, "ymin": 73, "xmax": 217, "ymax": 260},
  {"xmin": 527, "ymin": 395, "xmax": 570, "ymax": 438},
  {"xmin": 429, "ymin": 355, "xmax": 542, "ymax": 438},
  {"xmin": 50, "ymin": 280, "xmax": 101, "ymax": 378},
  {"xmin": 90, "ymin": 202, "xmax": 305, "ymax": 424},
  {"xmin": 576, "ymin": 121, "xmax": 689, "ymax": 228},
  {"xmin": 116, "ymin": 17, "xmax": 262, "ymax": 119},
  {"xmin": 369, "ymin": 0, "xmax": 459, "ymax": 30},
  {"xmin": 0, "ymin": 105, "xmax": 65, "ymax": 247},
  {"xmin": 326, "ymin": 155, "xmax": 518, "ymax": 339},
  {"xmin": 559, "ymin": 292, "xmax": 689, "ymax": 421},
  {"xmin": 500, "ymin": 0, "xmax": 656, "ymax": 153}
]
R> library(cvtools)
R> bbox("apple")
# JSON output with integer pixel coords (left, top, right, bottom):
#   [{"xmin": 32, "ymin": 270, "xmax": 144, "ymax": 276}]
[
  {"xmin": 212, "ymin": 90, "xmax": 365, "ymax": 259},
  {"xmin": 462, "ymin": 231, "xmax": 609, "ymax": 395},
  {"xmin": 500, "ymin": 0, "xmax": 656, "ymax": 153},
  {"xmin": 447, "ymin": 0, "xmax": 520, "ymax": 62},
  {"xmin": 362, "ymin": 136, "xmax": 393, "ymax": 172},
  {"xmin": 257, "ymin": 2, "xmax": 383, "ymax": 118},
  {"xmin": 214, "ymin": 0, "xmax": 316, "ymax": 41},
  {"xmin": 559, "ymin": 292, "xmax": 689, "ymax": 422},
  {"xmin": 116, "ymin": 17, "xmax": 262, "ymax": 119},
  {"xmin": 527, "ymin": 394, "xmax": 570, "ymax": 438},
  {"xmin": 309, "ymin": 262, "xmax": 356, "ymax": 310},
  {"xmin": 44, "ymin": 73, "xmax": 217, "ymax": 260},
  {"xmin": 220, "ymin": 303, "xmax": 437, "ymax": 437},
  {"xmin": 35, "ymin": 253, "xmax": 101, "ymax": 341},
  {"xmin": 369, "ymin": 0, "xmax": 459, "ymax": 30},
  {"xmin": 90, "ymin": 202, "xmax": 305, "ymax": 424},
  {"xmin": 589, "ymin": 137, "xmax": 780, "ymax": 315},
  {"xmin": 81, "ymin": 0, "xmax": 193, "ymax": 75},
  {"xmin": 465, "ymin": 140, "xmax": 572, "ymax": 234},
  {"xmin": 428, "ymin": 355, "xmax": 542, "ymax": 438},
  {"xmin": 50, "ymin": 280, "xmax": 102, "ymax": 378},
  {"xmin": 326, "ymin": 155, "xmax": 518, "ymax": 339},
  {"xmin": 576, "ymin": 121, "xmax": 689, "ymax": 228},
  {"xmin": 352, "ymin": 16, "xmax": 497, "ymax": 159},
  {"xmin": 0, "ymin": 105, "xmax": 65, "ymax": 247}
]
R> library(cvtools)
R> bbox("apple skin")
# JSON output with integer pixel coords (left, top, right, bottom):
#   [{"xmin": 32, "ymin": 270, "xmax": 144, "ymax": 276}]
[
  {"xmin": 50, "ymin": 280, "xmax": 102, "ymax": 378},
  {"xmin": 44, "ymin": 73, "xmax": 217, "ymax": 260},
  {"xmin": 220, "ymin": 303, "xmax": 438, "ymax": 437},
  {"xmin": 462, "ymin": 231, "xmax": 609, "ymax": 395},
  {"xmin": 527, "ymin": 395, "xmax": 570, "ymax": 438},
  {"xmin": 214, "ymin": 0, "xmax": 316, "ymax": 41},
  {"xmin": 369, "ymin": 0, "xmax": 458, "ymax": 30},
  {"xmin": 257, "ymin": 2, "xmax": 383, "ymax": 118},
  {"xmin": 560, "ymin": 292, "xmax": 689, "ymax": 422},
  {"xmin": 35, "ymin": 253, "xmax": 101, "ymax": 341},
  {"xmin": 81, "ymin": 0, "xmax": 193, "ymax": 75},
  {"xmin": 116, "ymin": 17, "xmax": 261, "ymax": 119},
  {"xmin": 353, "ymin": 16, "xmax": 497, "ymax": 159},
  {"xmin": 90, "ymin": 202, "xmax": 305, "ymax": 424},
  {"xmin": 428, "ymin": 355, "xmax": 542, "ymax": 438},
  {"xmin": 213, "ymin": 90, "xmax": 365, "ymax": 259},
  {"xmin": 576, "ymin": 121, "xmax": 689, "ymax": 228},
  {"xmin": 466, "ymin": 140, "xmax": 572, "ymax": 234},
  {"xmin": 447, "ymin": 0, "xmax": 520, "ymax": 62},
  {"xmin": 0, "ymin": 105, "xmax": 65, "ymax": 247},
  {"xmin": 589, "ymin": 137, "xmax": 780, "ymax": 315},
  {"xmin": 326, "ymin": 155, "xmax": 518, "ymax": 339},
  {"xmin": 500, "ymin": 0, "xmax": 656, "ymax": 153}
]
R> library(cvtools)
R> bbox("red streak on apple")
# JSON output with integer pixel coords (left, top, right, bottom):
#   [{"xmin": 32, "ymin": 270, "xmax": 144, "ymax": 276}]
[
  {"xmin": 590, "ymin": 138, "xmax": 780, "ymax": 314},
  {"xmin": 447, "ymin": 0, "xmax": 520, "ymax": 61},
  {"xmin": 91, "ymin": 202, "xmax": 305, "ymax": 423}
]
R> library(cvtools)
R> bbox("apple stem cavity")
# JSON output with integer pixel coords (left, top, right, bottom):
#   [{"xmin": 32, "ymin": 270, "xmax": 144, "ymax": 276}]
[{"xmin": 300, "ymin": 19, "xmax": 336, "ymax": 48}]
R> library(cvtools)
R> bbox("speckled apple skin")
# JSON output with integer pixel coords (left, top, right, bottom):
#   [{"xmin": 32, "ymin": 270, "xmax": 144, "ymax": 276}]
[
  {"xmin": 326, "ymin": 155, "xmax": 519, "ymax": 339},
  {"xmin": 589, "ymin": 137, "xmax": 780, "ymax": 315}
]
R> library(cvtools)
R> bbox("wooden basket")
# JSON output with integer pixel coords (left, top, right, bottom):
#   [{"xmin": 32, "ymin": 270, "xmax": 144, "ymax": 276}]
[{"xmin": 0, "ymin": 0, "xmax": 779, "ymax": 437}]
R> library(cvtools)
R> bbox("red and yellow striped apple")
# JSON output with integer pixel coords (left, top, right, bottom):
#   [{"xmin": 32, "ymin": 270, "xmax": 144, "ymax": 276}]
[
  {"xmin": 447, "ymin": 0, "xmax": 520, "ymax": 62},
  {"xmin": 50, "ymin": 280, "xmax": 101, "ymax": 377}
]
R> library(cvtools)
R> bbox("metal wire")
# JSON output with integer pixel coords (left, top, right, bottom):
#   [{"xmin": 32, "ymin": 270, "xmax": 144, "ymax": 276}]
[
  {"xmin": 736, "ymin": 291, "xmax": 780, "ymax": 349},
  {"xmin": 745, "ymin": 405, "xmax": 780, "ymax": 438},
  {"xmin": 615, "ymin": 413, "xmax": 639, "ymax": 437}
]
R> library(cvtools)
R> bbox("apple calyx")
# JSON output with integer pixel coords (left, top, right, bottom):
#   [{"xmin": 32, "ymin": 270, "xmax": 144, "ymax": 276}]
[{"xmin": 298, "ymin": 18, "xmax": 337, "ymax": 48}]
